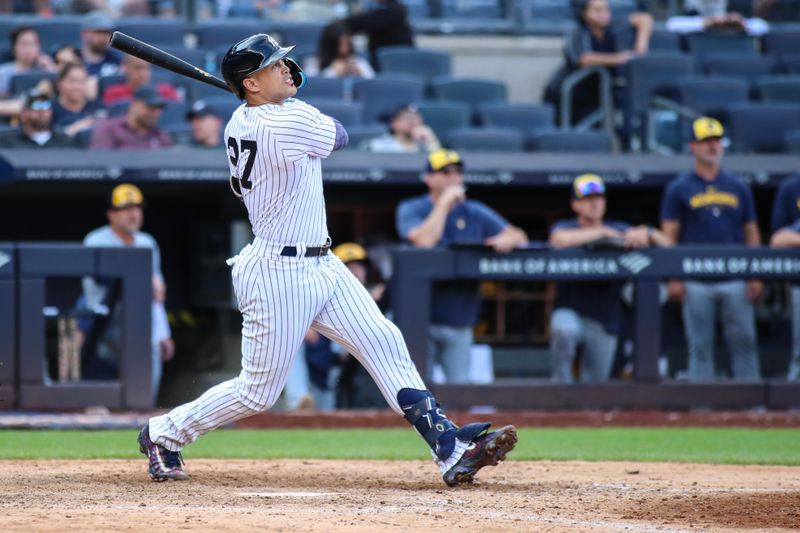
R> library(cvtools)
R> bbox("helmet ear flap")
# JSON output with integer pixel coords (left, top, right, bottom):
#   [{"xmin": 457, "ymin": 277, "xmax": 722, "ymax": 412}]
[{"xmin": 285, "ymin": 58, "xmax": 306, "ymax": 89}]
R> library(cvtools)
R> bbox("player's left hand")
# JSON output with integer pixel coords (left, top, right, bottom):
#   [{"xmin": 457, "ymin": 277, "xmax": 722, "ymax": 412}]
[
  {"xmin": 623, "ymin": 226, "xmax": 651, "ymax": 249},
  {"xmin": 746, "ymin": 279, "xmax": 763, "ymax": 303}
]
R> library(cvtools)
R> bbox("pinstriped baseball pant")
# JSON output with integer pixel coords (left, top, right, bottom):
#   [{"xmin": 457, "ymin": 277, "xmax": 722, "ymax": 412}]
[{"xmin": 150, "ymin": 238, "xmax": 426, "ymax": 451}]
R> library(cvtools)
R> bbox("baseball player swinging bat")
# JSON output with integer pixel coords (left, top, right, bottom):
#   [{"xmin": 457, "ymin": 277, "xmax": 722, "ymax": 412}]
[{"xmin": 109, "ymin": 32, "xmax": 231, "ymax": 93}]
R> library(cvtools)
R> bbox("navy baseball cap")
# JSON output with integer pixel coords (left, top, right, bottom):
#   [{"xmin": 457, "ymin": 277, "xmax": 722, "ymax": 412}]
[{"xmin": 133, "ymin": 85, "xmax": 167, "ymax": 107}]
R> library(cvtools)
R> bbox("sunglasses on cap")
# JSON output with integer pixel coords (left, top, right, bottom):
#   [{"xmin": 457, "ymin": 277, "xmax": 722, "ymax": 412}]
[
  {"xmin": 28, "ymin": 100, "xmax": 52, "ymax": 111},
  {"xmin": 573, "ymin": 174, "xmax": 606, "ymax": 198}
]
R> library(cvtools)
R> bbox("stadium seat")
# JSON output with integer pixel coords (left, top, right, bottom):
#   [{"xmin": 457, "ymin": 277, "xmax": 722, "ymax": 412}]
[
  {"xmin": 376, "ymin": 47, "xmax": 452, "ymax": 82},
  {"xmin": 676, "ymin": 76, "xmax": 749, "ymax": 118},
  {"xmin": 756, "ymin": 76, "xmax": 800, "ymax": 104},
  {"xmin": 31, "ymin": 19, "xmax": 81, "ymax": 51},
  {"xmin": 430, "ymin": 78, "xmax": 507, "ymax": 122},
  {"xmin": 73, "ymin": 128, "xmax": 93, "ymax": 148},
  {"xmin": 9, "ymin": 70, "xmax": 56, "ymax": 96},
  {"xmin": 346, "ymin": 124, "xmax": 388, "ymax": 149},
  {"xmin": 727, "ymin": 103, "xmax": 800, "ymax": 153},
  {"xmin": 201, "ymin": 94, "xmax": 241, "ymax": 121},
  {"xmin": 527, "ymin": 130, "xmax": 613, "ymax": 152},
  {"xmin": 440, "ymin": 0, "xmax": 505, "ymax": 19},
  {"xmin": 304, "ymin": 98, "xmax": 363, "ymax": 129},
  {"xmin": 161, "ymin": 122, "xmax": 192, "ymax": 144},
  {"xmin": 609, "ymin": 0, "xmax": 639, "ymax": 28},
  {"xmin": 762, "ymin": 28, "xmax": 800, "ymax": 56},
  {"xmin": 685, "ymin": 32, "xmax": 758, "ymax": 57},
  {"xmin": 445, "ymin": 127, "xmax": 524, "ymax": 152},
  {"xmin": 523, "ymin": 0, "xmax": 573, "ymax": 35},
  {"xmin": 159, "ymin": 46, "xmax": 208, "ymax": 71},
  {"xmin": 615, "ymin": 27, "xmax": 683, "ymax": 53},
  {"xmin": 702, "ymin": 56, "xmax": 778, "ymax": 83},
  {"xmin": 477, "ymin": 102, "xmax": 555, "ymax": 138},
  {"xmin": 780, "ymin": 53, "xmax": 800, "ymax": 75},
  {"xmin": 623, "ymin": 54, "xmax": 694, "ymax": 147},
  {"xmin": 158, "ymin": 101, "xmax": 189, "ymax": 127},
  {"xmin": 400, "ymin": 0, "xmax": 433, "ymax": 20},
  {"xmin": 784, "ymin": 128, "xmax": 800, "ymax": 153},
  {"xmin": 193, "ymin": 21, "xmax": 272, "ymax": 48},
  {"xmin": 187, "ymin": 78, "xmax": 230, "ymax": 101},
  {"xmin": 352, "ymin": 75, "xmax": 425, "ymax": 124},
  {"xmin": 114, "ymin": 18, "xmax": 187, "ymax": 46},
  {"xmin": 300, "ymin": 77, "xmax": 346, "ymax": 101},
  {"xmin": 416, "ymin": 100, "xmax": 471, "ymax": 139},
  {"xmin": 274, "ymin": 22, "xmax": 325, "ymax": 59}
]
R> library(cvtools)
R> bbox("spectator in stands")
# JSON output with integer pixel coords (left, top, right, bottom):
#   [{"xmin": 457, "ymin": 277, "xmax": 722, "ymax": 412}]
[
  {"xmin": 549, "ymin": 174, "xmax": 668, "ymax": 383},
  {"xmin": 0, "ymin": 26, "xmax": 55, "ymax": 98},
  {"xmin": 102, "ymin": 54, "xmax": 180, "ymax": 107},
  {"xmin": 0, "ymin": 88, "xmax": 75, "ymax": 148},
  {"xmin": 544, "ymin": 0, "xmax": 652, "ymax": 127},
  {"xmin": 366, "ymin": 104, "xmax": 440, "ymax": 153},
  {"xmin": 770, "ymin": 174, "xmax": 800, "ymax": 380},
  {"xmin": 305, "ymin": 21, "xmax": 375, "ymax": 79},
  {"xmin": 667, "ymin": 0, "xmax": 769, "ymax": 35},
  {"xmin": 660, "ymin": 117, "xmax": 762, "ymax": 381},
  {"xmin": 90, "ymin": 85, "xmax": 173, "ymax": 149},
  {"xmin": 396, "ymin": 149, "xmax": 528, "ymax": 383},
  {"xmin": 53, "ymin": 62, "xmax": 105, "ymax": 138},
  {"xmin": 343, "ymin": 0, "xmax": 414, "ymax": 69},
  {"xmin": 183, "ymin": 100, "xmax": 223, "ymax": 148},
  {"xmin": 80, "ymin": 11, "xmax": 120, "ymax": 79},
  {"xmin": 54, "ymin": 45, "xmax": 83, "ymax": 71},
  {"xmin": 82, "ymin": 183, "xmax": 174, "ymax": 401}
]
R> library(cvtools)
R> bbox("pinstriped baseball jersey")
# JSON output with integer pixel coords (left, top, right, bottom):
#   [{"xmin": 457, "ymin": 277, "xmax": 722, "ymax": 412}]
[
  {"xmin": 225, "ymin": 99, "xmax": 335, "ymax": 245},
  {"xmin": 148, "ymin": 97, "xmax": 426, "ymax": 452}
]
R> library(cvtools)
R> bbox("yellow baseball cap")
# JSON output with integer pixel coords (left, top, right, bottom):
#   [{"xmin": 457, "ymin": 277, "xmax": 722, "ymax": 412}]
[
  {"xmin": 426, "ymin": 148, "xmax": 463, "ymax": 172},
  {"xmin": 333, "ymin": 242, "xmax": 367, "ymax": 263},
  {"xmin": 692, "ymin": 117, "xmax": 724, "ymax": 142},
  {"xmin": 572, "ymin": 173, "xmax": 606, "ymax": 199},
  {"xmin": 109, "ymin": 183, "xmax": 144, "ymax": 209}
]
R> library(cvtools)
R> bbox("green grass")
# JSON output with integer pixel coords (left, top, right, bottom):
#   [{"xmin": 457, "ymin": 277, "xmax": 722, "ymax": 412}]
[{"xmin": 1, "ymin": 428, "xmax": 799, "ymax": 465}]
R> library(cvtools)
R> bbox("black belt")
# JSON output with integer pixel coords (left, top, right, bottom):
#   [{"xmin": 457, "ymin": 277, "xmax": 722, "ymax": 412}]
[{"xmin": 280, "ymin": 245, "xmax": 330, "ymax": 257}]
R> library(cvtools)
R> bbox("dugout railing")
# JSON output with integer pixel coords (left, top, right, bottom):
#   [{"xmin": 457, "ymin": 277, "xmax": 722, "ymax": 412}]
[{"xmin": 392, "ymin": 246, "xmax": 800, "ymax": 410}]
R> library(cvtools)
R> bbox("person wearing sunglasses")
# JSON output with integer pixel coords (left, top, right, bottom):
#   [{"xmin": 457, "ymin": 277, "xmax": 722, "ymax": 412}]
[
  {"xmin": 0, "ymin": 88, "xmax": 75, "ymax": 148},
  {"xmin": 396, "ymin": 148, "xmax": 529, "ymax": 384},
  {"xmin": 549, "ymin": 173, "xmax": 668, "ymax": 383}
]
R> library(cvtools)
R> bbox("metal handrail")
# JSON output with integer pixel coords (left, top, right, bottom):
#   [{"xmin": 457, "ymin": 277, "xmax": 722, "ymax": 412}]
[{"xmin": 559, "ymin": 65, "xmax": 618, "ymax": 150}]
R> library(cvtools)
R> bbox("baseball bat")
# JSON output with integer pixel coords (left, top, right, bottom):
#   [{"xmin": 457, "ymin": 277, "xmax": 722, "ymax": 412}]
[{"xmin": 109, "ymin": 31, "xmax": 232, "ymax": 93}]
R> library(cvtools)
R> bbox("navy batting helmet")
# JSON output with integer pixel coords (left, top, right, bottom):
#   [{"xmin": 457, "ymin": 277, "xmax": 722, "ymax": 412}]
[{"xmin": 221, "ymin": 33, "xmax": 307, "ymax": 99}]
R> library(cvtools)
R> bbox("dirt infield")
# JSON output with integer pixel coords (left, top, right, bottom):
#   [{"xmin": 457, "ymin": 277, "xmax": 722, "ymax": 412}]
[{"xmin": 2, "ymin": 460, "xmax": 798, "ymax": 532}]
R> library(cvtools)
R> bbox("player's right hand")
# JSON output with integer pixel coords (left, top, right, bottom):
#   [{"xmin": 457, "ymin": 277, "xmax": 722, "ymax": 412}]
[{"xmin": 439, "ymin": 185, "xmax": 466, "ymax": 209}]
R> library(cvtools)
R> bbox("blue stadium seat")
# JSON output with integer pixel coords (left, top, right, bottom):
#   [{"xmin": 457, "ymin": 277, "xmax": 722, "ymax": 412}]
[
  {"xmin": 438, "ymin": 0, "xmax": 514, "ymax": 33},
  {"xmin": 523, "ymin": 0, "xmax": 573, "ymax": 35},
  {"xmin": 159, "ymin": 46, "xmax": 208, "ymax": 70},
  {"xmin": 31, "ymin": 19, "xmax": 81, "ymax": 51},
  {"xmin": 702, "ymin": 56, "xmax": 778, "ymax": 83},
  {"xmin": 274, "ymin": 22, "xmax": 325, "ymax": 59},
  {"xmin": 352, "ymin": 75, "xmax": 425, "ymax": 124},
  {"xmin": 9, "ymin": 70, "xmax": 55, "ymax": 96},
  {"xmin": 376, "ymin": 47, "xmax": 452, "ymax": 82},
  {"xmin": 193, "ymin": 21, "xmax": 273, "ymax": 48},
  {"xmin": 762, "ymin": 28, "xmax": 800, "ymax": 55},
  {"xmin": 528, "ymin": 130, "xmax": 613, "ymax": 152},
  {"xmin": 162, "ymin": 123, "xmax": 192, "ymax": 144},
  {"xmin": 756, "ymin": 76, "xmax": 800, "ymax": 104},
  {"xmin": 727, "ymin": 103, "xmax": 800, "ymax": 153},
  {"xmin": 416, "ymin": 100, "xmax": 471, "ymax": 139},
  {"xmin": 158, "ymin": 101, "xmax": 189, "ymax": 127},
  {"xmin": 301, "ymin": 77, "xmax": 346, "ymax": 101},
  {"xmin": 781, "ymin": 53, "xmax": 800, "ymax": 75},
  {"xmin": 400, "ymin": 0, "xmax": 432, "ymax": 20},
  {"xmin": 346, "ymin": 124, "xmax": 388, "ymax": 149},
  {"xmin": 430, "ymin": 78, "xmax": 507, "ymax": 121},
  {"xmin": 477, "ymin": 102, "xmax": 555, "ymax": 138},
  {"xmin": 445, "ymin": 127, "xmax": 524, "ymax": 152},
  {"xmin": 676, "ymin": 76, "xmax": 749, "ymax": 118},
  {"xmin": 686, "ymin": 32, "xmax": 758, "ymax": 57},
  {"xmin": 114, "ymin": 18, "xmax": 187, "ymax": 46},
  {"xmin": 785, "ymin": 128, "xmax": 800, "ymax": 153},
  {"xmin": 201, "ymin": 94, "xmax": 241, "ymax": 121},
  {"xmin": 187, "ymin": 78, "xmax": 231, "ymax": 101},
  {"xmin": 623, "ymin": 54, "xmax": 694, "ymax": 146},
  {"xmin": 304, "ymin": 98, "xmax": 363, "ymax": 129}
]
